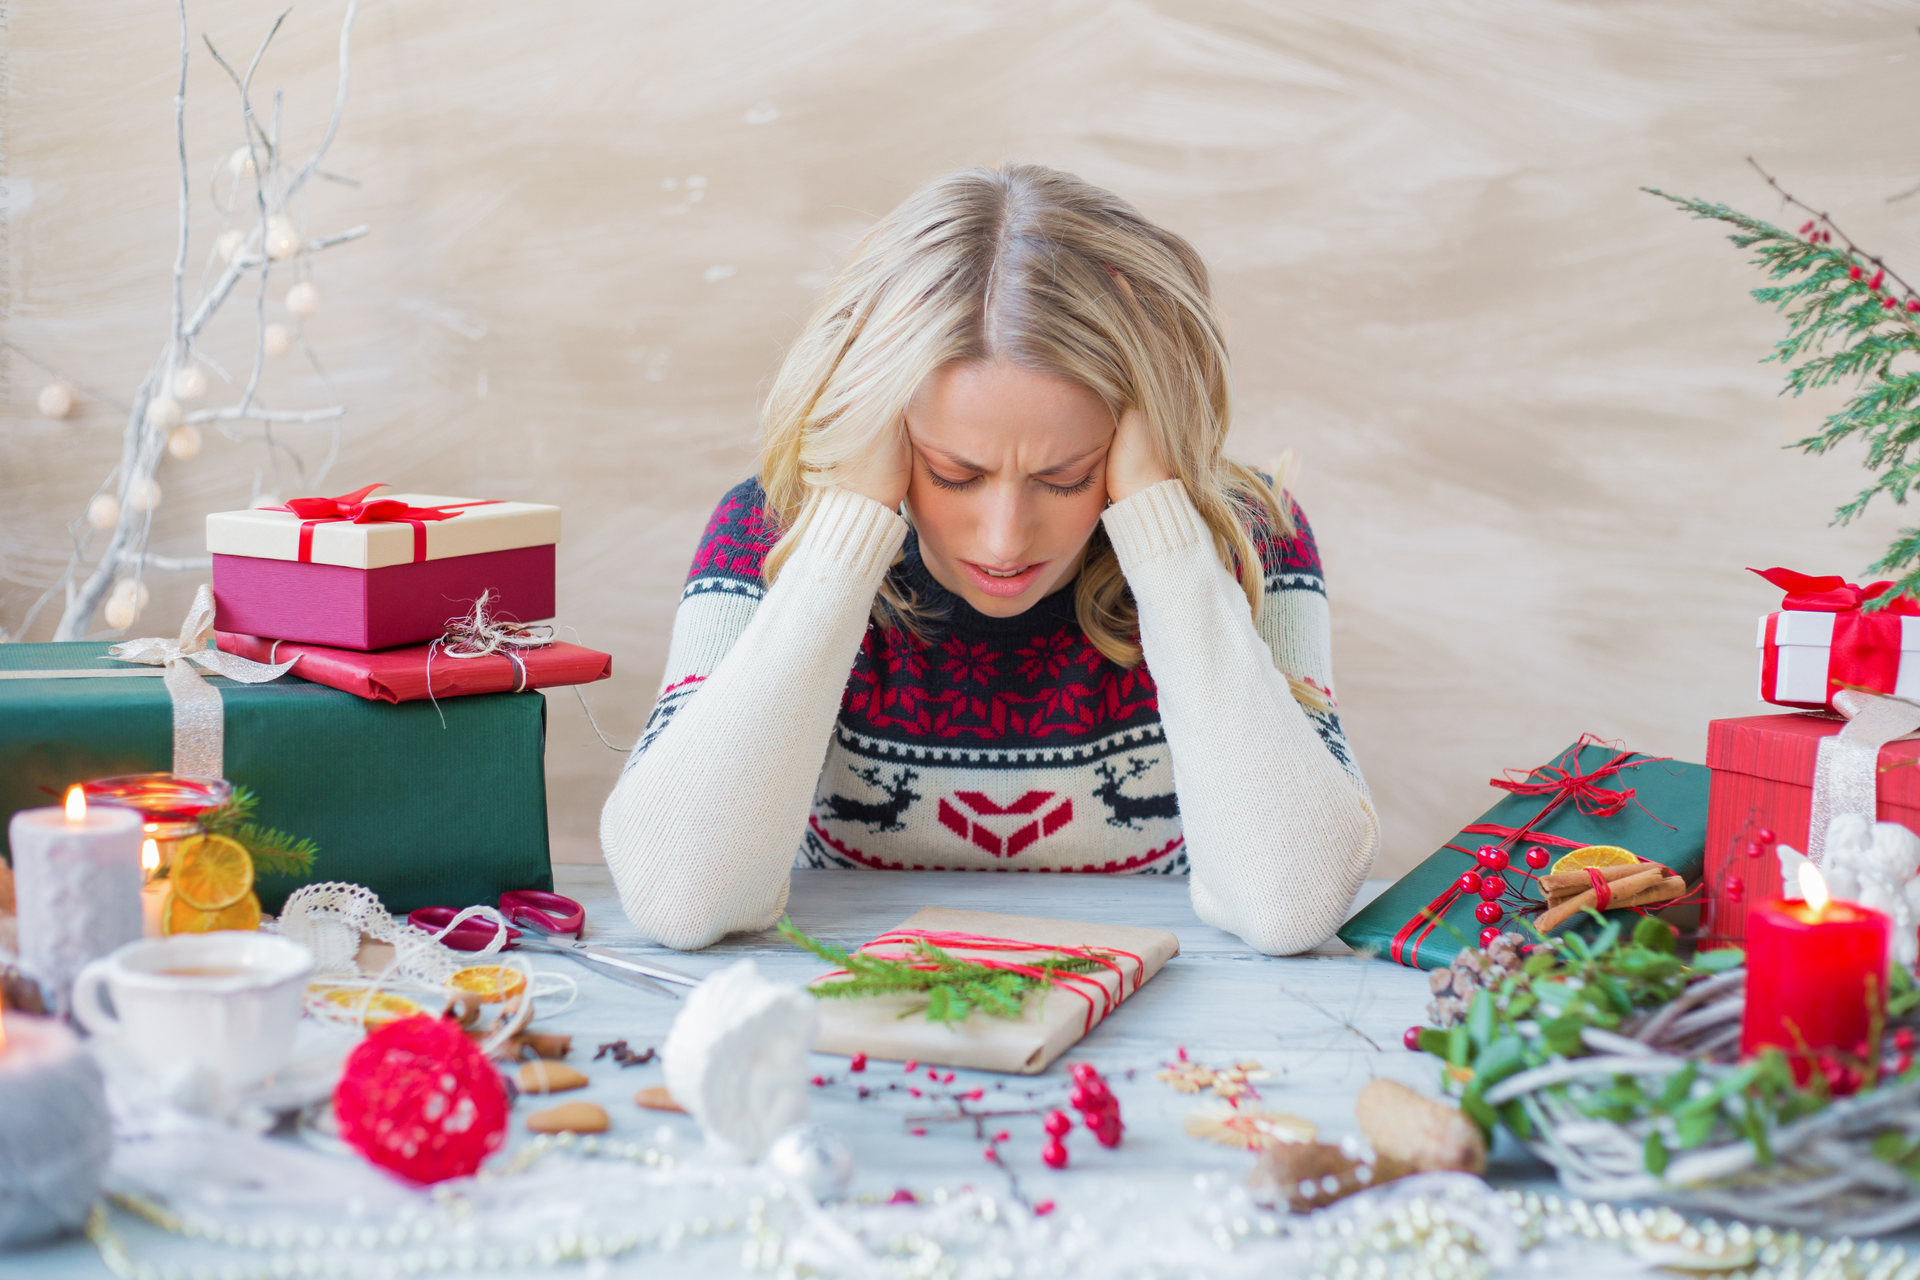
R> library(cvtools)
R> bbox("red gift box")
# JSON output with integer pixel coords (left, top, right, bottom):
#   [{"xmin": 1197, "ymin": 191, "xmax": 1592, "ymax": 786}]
[
  {"xmin": 216, "ymin": 631, "xmax": 611, "ymax": 704},
  {"xmin": 206, "ymin": 486, "xmax": 560, "ymax": 650},
  {"xmin": 1702, "ymin": 712, "xmax": 1920, "ymax": 949}
]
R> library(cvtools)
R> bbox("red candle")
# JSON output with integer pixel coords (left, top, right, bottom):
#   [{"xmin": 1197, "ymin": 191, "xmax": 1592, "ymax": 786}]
[{"xmin": 1740, "ymin": 863, "xmax": 1891, "ymax": 1083}]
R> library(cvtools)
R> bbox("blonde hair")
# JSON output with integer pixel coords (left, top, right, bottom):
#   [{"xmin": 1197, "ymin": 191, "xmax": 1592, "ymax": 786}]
[{"xmin": 759, "ymin": 163, "xmax": 1318, "ymax": 702}]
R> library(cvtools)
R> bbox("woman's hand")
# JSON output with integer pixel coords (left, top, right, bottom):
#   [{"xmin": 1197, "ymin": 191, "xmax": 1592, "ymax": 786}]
[
  {"xmin": 1106, "ymin": 408, "xmax": 1174, "ymax": 504},
  {"xmin": 839, "ymin": 423, "xmax": 914, "ymax": 510}
]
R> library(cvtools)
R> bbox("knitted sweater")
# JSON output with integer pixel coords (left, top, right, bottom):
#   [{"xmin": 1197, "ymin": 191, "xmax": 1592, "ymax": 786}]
[{"xmin": 601, "ymin": 478, "xmax": 1379, "ymax": 953}]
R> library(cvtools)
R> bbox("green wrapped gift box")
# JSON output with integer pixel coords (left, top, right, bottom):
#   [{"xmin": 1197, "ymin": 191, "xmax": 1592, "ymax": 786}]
[
  {"xmin": 0, "ymin": 642, "xmax": 552, "ymax": 913},
  {"xmin": 1339, "ymin": 738, "xmax": 1710, "ymax": 970}
]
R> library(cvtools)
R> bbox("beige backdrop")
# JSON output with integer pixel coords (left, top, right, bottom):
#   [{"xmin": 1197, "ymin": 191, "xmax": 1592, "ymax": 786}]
[{"xmin": 6, "ymin": 0, "xmax": 1918, "ymax": 878}]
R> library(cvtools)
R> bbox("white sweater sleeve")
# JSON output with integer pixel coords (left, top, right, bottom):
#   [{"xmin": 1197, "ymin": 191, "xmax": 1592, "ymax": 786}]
[
  {"xmin": 1101, "ymin": 480, "xmax": 1380, "ymax": 954},
  {"xmin": 600, "ymin": 487, "xmax": 907, "ymax": 949}
]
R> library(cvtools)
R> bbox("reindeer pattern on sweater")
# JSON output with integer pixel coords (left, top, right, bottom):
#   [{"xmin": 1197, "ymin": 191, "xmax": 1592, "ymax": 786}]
[{"xmin": 629, "ymin": 478, "xmax": 1360, "ymax": 875}]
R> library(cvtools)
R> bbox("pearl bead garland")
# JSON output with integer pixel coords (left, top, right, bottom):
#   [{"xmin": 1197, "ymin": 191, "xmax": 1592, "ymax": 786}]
[{"xmin": 77, "ymin": 1129, "xmax": 1920, "ymax": 1280}]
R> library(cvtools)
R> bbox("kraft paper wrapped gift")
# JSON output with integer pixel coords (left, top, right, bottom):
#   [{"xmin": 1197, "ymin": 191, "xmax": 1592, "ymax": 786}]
[
  {"xmin": 0, "ymin": 641, "xmax": 552, "ymax": 913},
  {"xmin": 808, "ymin": 907, "xmax": 1180, "ymax": 1074},
  {"xmin": 207, "ymin": 486, "xmax": 561, "ymax": 651},
  {"xmin": 1337, "ymin": 738, "xmax": 1711, "ymax": 971}
]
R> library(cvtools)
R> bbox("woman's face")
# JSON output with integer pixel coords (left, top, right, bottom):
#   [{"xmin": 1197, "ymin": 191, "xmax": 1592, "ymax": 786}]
[{"xmin": 903, "ymin": 360, "xmax": 1116, "ymax": 617}]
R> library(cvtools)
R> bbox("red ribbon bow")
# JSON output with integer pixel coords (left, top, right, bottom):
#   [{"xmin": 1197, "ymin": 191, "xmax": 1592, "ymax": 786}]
[
  {"xmin": 1749, "ymin": 567, "xmax": 1920, "ymax": 617},
  {"xmin": 1387, "ymin": 735, "xmax": 1673, "ymax": 967},
  {"xmin": 1752, "ymin": 567, "xmax": 1920, "ymax": 709},
  {"xmin": 274, "ymin": 483, "xmax": 493, "ymax": 563}
]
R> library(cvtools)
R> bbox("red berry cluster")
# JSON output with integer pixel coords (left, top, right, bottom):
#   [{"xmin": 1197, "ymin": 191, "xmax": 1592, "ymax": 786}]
[
  {"xmin": 1799, "ymin": 220, "xmax": 1832, "ymax": 245},
  {"xmin": 1460, "ymin": 845, "xmax": 1513, "ymax": 928},
  {"xmin": 1039, "ymin": 1063, "xmax": 1124, "ymax": 1168},
  {"xmin": 1841, "ymin": 257, "xmax": 1920, "ymax": 313}
]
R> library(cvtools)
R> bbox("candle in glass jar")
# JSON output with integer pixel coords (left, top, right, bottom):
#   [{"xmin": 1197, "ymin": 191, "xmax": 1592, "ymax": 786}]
[
  {"xmin": 139, "ymin": 838, "xmax": 168, "ymax": 939},
  {"xmin": 0, "ymin": 1010, "xmax": 113, "ymax": 1248},
  {"xmin": 8, "ymin": 788, "xmax": 143, "ymax": 1009},
  {"xmin": 1740, "ymin": 863, "xmax": 1891, "ymax": 1082}
]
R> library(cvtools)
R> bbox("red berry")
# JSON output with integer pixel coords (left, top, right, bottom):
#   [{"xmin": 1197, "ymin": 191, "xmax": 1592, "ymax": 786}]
[
  {"xmin": 1871, "ymin": 270, "xmax": 1886, "ymax": 291},
  {"xmin": 943, "ymin": 1072, "xmax": 955, "ymax": 1084},
  {"xmin": 1744, "ymin": 841, "xmax": 1764, "ymax": 859},
  {"xmin": 889, "ymin": 1188, "xmax": 918, "ymax": 1202},
  {"xmin": 1755, "ymin": 828, "xmax": 1776, "ymax": 845},
  {"xmin": 993, "ymin": 1130, "xmax": 1010, "ymax": 1143},
  {"xmin": 1034, "ymin": 1199, "xmax": 1057, "ymax": 1215},
  {"xmin": 850, "ymin": 1053, "xmax": 867, "ymax": 1073},
  {"xmin": 1175, "ymin": 1046, "xmax": 1187, "ymax": 1061},
  {"xmin": 1479, "ymin": 926, "xmax": 1503, "ymax": 948},
  {"xmin": 1069, "ymin": 1086, "xmax": 1092, "ymax": 1111},
  {"xmin": 909, "ymin": 1129, "xmax": 927, "ymax": 1137},
  {"xmin": 1456, "ymin": 871, "xmax": 1483, "ymax": 895},
  {"xmin": 810, "ymin": 1076, "xmax": 826, "ymax": 1087},
  {"xmin": 1524, "ymin": 846, "xmax": 1550, "ymax": 870},
  {"xmin": 1044, "ymin": 1109, "xmax": 1072, "ymax": 1137},
  {"xmin": 1800, "ymin": 221, "xmax": 1816, "ymax": 235},
  {"xmin": 903, "ymin": 1060, "xmax": 918, "ymax": 1073},
  {"xmin": 1894, "ymin": 1028, "xmax": 1915, "ymax": 1052},
  {"xmin": 1909, "ymin": 299, "xmax": 1920, "ymax": 313},
  {"xmin": 1475, "ymin": 846, "xmax": 1510, "ymax": 872},
  {"xmin": 1851, "ymin": 265, "xmax": 1866, "ymax": 281},
  {"xmin": 1899, "ymin": 1052, "xmax": 1914, "ymax": 1075},
  {"xmin": 963, "ymin": 1088, "xmax": 985, "ymax": 1100},
  {"xmin": 984, "ymin": 1147, "xmax": 1000, "ymax": 1162},
  {"xmin": 1885, "ymin": 296, "xmax": 1900, "ymax": 310},
  {"xmin": 1477, "ymin": 874, "xmax": 1508, "ymax": 900},
  {"xmin": 1474, "ymin": 901, "xmax": 1504, "ymax": 926},
  {"xmin": 909, "ymin": 1088, "xmax": 921, "ymax": 1098},
  {"xmin": 1041, "ymin": 1141, "xmax": 1068, "ymax": 1169},
  {"xmin": 1093, "ymin": 1120, "xmax": 1124, "ymax": 1148},
  {"xmin": 927, "ymin": 1068, "xmax": 939, "ymax": 1080},
  {"xmin": 1723, "ymin": 875, "xmax": 1744, "ymax": 902},
  {"xmin": 1403, "ymin": 1026, "xmax": 1425, "ymax": 1051}
]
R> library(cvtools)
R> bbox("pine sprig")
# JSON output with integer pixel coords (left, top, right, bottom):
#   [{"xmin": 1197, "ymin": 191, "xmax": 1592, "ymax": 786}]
[
  {"xmin": 1649, "ymin": 168, "xmax": 1920, "ymax": 605},
  {"xmin": 778, "ymin": 918, "xmax": 1111, "ymax": 1024},
  {"xmin": 198, "ymin": 785, "xmax": 318, "ymax": 878}
]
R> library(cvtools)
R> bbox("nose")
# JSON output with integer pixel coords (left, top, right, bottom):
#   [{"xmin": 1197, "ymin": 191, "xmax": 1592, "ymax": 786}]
[{"xmin": 975, "ymin": 480, "xmax": 1035, "ymax": 566}]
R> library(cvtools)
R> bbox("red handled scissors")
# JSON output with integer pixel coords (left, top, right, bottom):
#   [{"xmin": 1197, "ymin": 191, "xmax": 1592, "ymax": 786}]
[{"xmin": 407, "ymin": 890, "xmax": 583, "ymax": 952}]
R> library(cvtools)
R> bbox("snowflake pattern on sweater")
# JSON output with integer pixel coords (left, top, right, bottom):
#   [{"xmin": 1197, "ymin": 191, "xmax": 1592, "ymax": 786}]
[{"xmin": 632, "ymin": 479, "xmax": 1360, "ymax": 875}]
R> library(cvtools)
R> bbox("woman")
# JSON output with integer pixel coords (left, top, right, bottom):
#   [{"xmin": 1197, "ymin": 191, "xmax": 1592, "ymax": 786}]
[{"xmin": 602, "ymin": 164, "xmax": 1377, "ymax": 953}]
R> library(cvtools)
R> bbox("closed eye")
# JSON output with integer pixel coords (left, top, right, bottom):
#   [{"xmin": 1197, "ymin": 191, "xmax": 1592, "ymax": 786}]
[
  {"xmin": 924, "ymin": 462, "xmax": 980, "ymax": 492},
  {"xmin": 1040, "ymin": 471, "xmax": 1097, "ymax": 497}
]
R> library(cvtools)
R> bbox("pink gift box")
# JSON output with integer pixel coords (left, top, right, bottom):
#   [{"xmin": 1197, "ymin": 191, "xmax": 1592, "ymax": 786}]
[{"xmin": 206, "ymin": 488, "xmax": 561, "ymax": 650}]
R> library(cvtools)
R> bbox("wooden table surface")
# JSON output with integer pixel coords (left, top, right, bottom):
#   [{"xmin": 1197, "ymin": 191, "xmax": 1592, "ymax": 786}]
[{"xmin": 23, "ymin": 865, "xmax": 1549, "ymax": 1277}]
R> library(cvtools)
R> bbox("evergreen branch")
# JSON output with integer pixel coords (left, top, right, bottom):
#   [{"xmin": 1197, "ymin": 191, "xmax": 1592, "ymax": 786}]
[
  {"xmin": 198, "ymin": 785, "xmax": 317, "ymax": 877},
  {"xmin": 779, "ymin": 918, "xmax": 1110, "ymax": 1025},
  {"xmin": 1651, "ymin": 172, "xmax": 1920, "ymax": 604}
]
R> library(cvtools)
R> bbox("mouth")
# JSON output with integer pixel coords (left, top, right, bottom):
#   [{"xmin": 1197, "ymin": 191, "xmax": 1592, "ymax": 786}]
[{"xmin": 959, "ymin": 559, "xmax": 1048, "ymax": 599}]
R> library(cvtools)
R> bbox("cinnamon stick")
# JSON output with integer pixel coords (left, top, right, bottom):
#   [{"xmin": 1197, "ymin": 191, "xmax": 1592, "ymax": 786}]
[
  {"xmin": 1537, "ymin": 861, "xmax": 1669, "ymax": 897},
  {"xmin": 1536, "ymin": 868, "xmax": 1671, "ymax": 932},
  {"xmin": 1546, "ymin": 872, "xmax": 1685, "ymax": 908}
]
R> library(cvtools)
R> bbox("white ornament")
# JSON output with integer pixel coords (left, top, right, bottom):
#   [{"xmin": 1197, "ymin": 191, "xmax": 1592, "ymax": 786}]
[
  {"xmin": 264, "ymin": 218, "xmax": 301, "ymax": 261},
  {"xmin": 1787, "ymin": 818, "xmax": 1920, "ymax": 966},
  {"xmin": 661, "ymin": 959, "xmax": 817, "ymax": 1162},
  {"xmin": 172, "ymin": 367, "xmax": 208, "ymax": 401},
  {"xmin": 216, "ymin": 229, "xmax": 246, "ymax": 263},
  {"xmin": 262, "ymin": 324, "xmax": 293, "ymax": 357},
  {"xmin": 225, "ymin": 148, "xmax": 257, "ymax": 179},
  {"xmin": 167, "ymin": 426, "xmax": 203, "ymax": 461},
  {"xmin": 103, "ymin": 580, "xmax": 149, "ymax": 630},
  {"xmin": 37, "ymin": 382, "xmax": 75, "ymax": 419},
  {"xmin": 284, "ymin": 282, "xmax": 319, "ymax": 318},
  {"xmin": 764, "ymin": 1124, "xmax": 854, "ymax": 1201},
  {"xmin": 85, "ymin": 494, "xmax": 121, "ymax": 531},
  {"xmin": 126, "ymin": 477, "xmax": 161, "ymax": 513},
  {"xmin": 144, "ymin": 397, "xmax": 182, "ymax": 430}
]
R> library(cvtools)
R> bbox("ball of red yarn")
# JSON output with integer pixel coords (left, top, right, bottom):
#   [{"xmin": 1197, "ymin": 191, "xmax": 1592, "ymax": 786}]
[{"xmin": 333, "ymin": 1015, "xmax": 508, "ymax": 1184}]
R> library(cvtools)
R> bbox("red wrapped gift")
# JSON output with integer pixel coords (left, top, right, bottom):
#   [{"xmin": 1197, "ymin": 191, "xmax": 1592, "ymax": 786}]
[
  {"xmin": 216, "ymin": 631, "xmax": 611, "ymax": 704},
  {"xmin": 1753, "ymin": 567, "xmax": 1920, "ymax": 712},
  {"xmin": 207, "ymin": 484, "xmax": 560, "ymax": 651},
  {"xmin": 1702, "ymin": 704, "xmax": 1920, "ymax": 950}
]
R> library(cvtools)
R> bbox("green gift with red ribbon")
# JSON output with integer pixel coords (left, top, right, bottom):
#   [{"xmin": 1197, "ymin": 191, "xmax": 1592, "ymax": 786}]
[{"xmin": 1338, "ymin": 736, "xmax": 1712, "ymax": 970}]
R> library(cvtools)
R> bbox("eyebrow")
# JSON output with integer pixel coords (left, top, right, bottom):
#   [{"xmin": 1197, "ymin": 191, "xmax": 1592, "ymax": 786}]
[{"xmin": 926, "ymin": 444, "xmax": 1105, "ymax": 478}]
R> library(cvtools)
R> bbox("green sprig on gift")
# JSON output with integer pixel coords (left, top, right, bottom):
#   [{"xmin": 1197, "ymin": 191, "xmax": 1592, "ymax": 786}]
[
  {"xmin": 151, "ymin": 785, "xmax": 317, "ymax": 881},
  {"xmin": 1651, "ymin": 178, "xmax": 1920, "ymax": 605},
  {"xmin": 778, "ymin": 918, "xmax": 1110, "ymax": 1024},
  {"xmin": 1414, "ymin": 914, "xmax": 1920, "ymax": 1174}
]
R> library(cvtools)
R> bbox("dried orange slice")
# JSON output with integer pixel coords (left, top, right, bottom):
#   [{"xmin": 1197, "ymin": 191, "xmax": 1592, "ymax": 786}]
[
  {"xmin": 1549, "ymin": 845, "xmax": 1640, "ymax": 876},
  {"xmin": 313, "ymin": 986, "xmax": 422, "ymax": 1028},
  {"xmin": 170, "ymin": 834, "xmax": 254, "ymax": 910},
  {"xmin": 162, "ymin": 887, "xmax": 263, "ymax": 935},
  {"xmin": 445, "ymin": 965, "xmax": 528, "ymax": 1004}
]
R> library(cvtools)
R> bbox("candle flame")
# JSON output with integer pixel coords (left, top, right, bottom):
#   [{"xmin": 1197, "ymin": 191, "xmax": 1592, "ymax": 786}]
[
  {"xmin": 142, "ymin": 839, "xmax": 160, "ymax": 873},
  {"xmin": 65, "ymin": 786, "xmax": 86, "ymax": 823},
  {"xmin": 1800, "ymin": 861, "xmax": 1830, "ymax": 913}
]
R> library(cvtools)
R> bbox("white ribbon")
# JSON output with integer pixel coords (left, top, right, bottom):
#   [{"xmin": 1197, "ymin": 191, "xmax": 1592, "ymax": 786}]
[
  {"xmin": 1807, "ymin": 689, "xmax": 1920, "ymax": 864},
  {"xmin": 0, "ymin": 584, "xmax": 295, "ymax": 778}
]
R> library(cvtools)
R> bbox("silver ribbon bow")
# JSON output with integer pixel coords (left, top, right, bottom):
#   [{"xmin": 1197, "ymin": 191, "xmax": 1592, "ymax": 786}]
[
  {"xmin": 103, "ymin": 584, "xmax": 296, "ymax": 778},
  {"xmin": 1807, "ymin": 689, "xmax": 1920, "ymax": 863}
]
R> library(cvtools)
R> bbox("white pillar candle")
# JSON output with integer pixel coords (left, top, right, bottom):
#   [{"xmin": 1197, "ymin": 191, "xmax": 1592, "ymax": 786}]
[
  {"xmin": 9, "ymin": 790, "xmax": 143, "ymax": 1009},
  {"xmin": 0, "ymin": 1011, "xmax": 112, "ymax": 1248}
]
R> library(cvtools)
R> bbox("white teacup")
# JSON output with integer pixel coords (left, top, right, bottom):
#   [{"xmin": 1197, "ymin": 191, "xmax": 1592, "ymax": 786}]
[{"xmin": 72, "ymin": 932, "xmax": 315, "ymax": 1088}]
